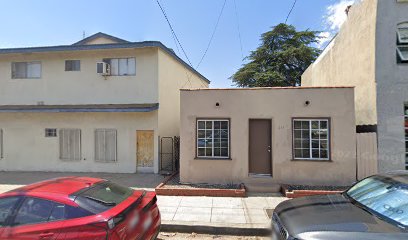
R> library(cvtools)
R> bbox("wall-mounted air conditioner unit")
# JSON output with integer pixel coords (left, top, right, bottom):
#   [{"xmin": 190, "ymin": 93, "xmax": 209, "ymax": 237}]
[{"xmin": 97, "ymin": 62, "xmax": 110, "ymax": 76}]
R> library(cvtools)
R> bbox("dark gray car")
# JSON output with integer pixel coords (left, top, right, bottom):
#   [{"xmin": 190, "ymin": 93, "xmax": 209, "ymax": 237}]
[{"xmin": 272, "ymin": 172, "xmax": 408, "ymax": 240}]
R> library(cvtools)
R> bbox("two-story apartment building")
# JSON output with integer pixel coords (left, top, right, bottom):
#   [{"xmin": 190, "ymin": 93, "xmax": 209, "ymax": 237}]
[
  {"xmin": 0, "ymin": 32, "xmax": 209, "ymax": 174},
  {"xmin": 302, "ymin": 0, "xmax": 408, "ymax": 172}
]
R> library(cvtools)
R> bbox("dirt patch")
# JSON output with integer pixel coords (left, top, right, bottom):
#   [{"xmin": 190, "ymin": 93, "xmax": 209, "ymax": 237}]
[
  {"xmin": 156, "ymin": 173, "xmax": 246, "ymax": 197},
  {"xmin": 164, "ymin": 174, "xmax": 241, "ymax": 190},
  {"xmin": 281, "ymin": 184, "xmax": 350, "ymax": 198},
  {"xmin": 284, "ymin": 185, "xmax": 349, "ymax": 192}
]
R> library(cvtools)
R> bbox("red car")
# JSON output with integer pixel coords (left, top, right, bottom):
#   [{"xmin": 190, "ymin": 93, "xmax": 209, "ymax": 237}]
[{"xmin": 0, "ymin": 177, "xmax": 161, "ymax": 239}]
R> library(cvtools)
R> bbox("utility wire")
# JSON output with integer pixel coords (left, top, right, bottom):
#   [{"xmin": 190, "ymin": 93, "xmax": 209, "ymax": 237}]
[
  {"xmin": 233, "ymin": 0, "xmax": 244, "ymax": 60},
  {"xmin": 156, "ymin": 1, "xmax": 205, "ymax": 89},
  {"xmin": 285, "ymin": 0, "xmax": 297, "ymax": 24},
  {"xmin": 196, "ymin": 0, "xmax": 227, "ymax": 69},
  {"xmin": 156, "ymin": 0, "xmax": 194, "ymax": 67}
]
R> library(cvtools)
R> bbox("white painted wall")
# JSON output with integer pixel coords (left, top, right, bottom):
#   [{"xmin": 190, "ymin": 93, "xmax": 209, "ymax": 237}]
[
  {"xmin": 0, "ymin": 45, "xmax": 208, "ymax": 173},
  {"xmin": 0, "ymin": 48, "xmax": 159, "ymax": 105},
  {"xmin": 0, "ymin": 112, "xmax": 159, "ymax": 173}
]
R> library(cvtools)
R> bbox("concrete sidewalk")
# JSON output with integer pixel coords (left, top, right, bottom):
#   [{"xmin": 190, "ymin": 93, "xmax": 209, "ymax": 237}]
[
  {"xmin": 157, "ymin": 194, "xmax": 287, "ymax": 235},
  {"xmin": 0, "ymin": 171, "xmax": 287, "ymax": 235}
]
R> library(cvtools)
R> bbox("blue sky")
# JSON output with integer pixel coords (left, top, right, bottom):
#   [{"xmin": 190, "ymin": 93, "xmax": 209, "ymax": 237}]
[{"xmin": 0, "ymin": 0, "xmax": 352, "ymax": 87}]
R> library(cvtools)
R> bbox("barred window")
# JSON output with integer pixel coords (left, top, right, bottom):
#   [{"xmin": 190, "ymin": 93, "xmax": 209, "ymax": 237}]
[
  {"xmin": 95, "ymin": 129, "xmax": 117, "ymax": 162},
  {"xmin": 59, "ymin": 129, "xmax": 81, "ymax": 161},
  {"xmin": 45, "ymin": 128, "xmax": 57, "ymax": 137},
  {"xmin": 293, "ymin": 119, "xmax": 330, "ymax": 160}
]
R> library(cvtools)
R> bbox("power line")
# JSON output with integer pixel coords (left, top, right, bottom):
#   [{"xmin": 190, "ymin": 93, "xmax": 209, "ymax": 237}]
[
  {"xmin": 196, "ymin": 0, "xmax": 227, "ymax": 69},
  {"xmin": 233, "ymin": 0, "xmax": 244, "ymax": 59},
  {"xmin": 156, "ymin": 1, "xmax": 206, "ymax": 89},
  {"xmin": 285, "ymin": 0, "xmax": 297, "ymax": 24},
  {"xmin": 156, "ymin": 0, "xmax": 194, "ymax": 67}
]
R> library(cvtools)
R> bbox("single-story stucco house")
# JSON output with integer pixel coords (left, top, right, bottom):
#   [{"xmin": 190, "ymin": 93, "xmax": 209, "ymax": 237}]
[{"xmin": 180, "ymin": 87, "xmax": 357, "ymax": 188}]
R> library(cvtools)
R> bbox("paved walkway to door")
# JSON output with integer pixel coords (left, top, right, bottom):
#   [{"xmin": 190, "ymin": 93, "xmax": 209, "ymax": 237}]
[{"xmin": 0, "ymin": 171, "xmax": 166, "ymax": 193}]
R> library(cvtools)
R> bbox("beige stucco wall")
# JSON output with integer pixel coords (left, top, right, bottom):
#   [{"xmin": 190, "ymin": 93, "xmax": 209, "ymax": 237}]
[
  {"xmin": 83, "ymin": 37, "xmax": 120, "ymax": 45},
  {"xmin": 180, "ymin": 87, "xmax": 356, "ymax": 186},
  {"xmin": 0, "ymin": 48, "xmax": 159, "ymax": 105},
  {"xmin": 0, "ymin": 45, "xmax": 209, "ymax": 173},
  {"xmin": 0, "ymin": 112, "xmax": 159, "ymax": 173},
  {"xmin": 301, "ymin": 0, "xmax": 378, "ymax": 126},
  {"xmin": 157, "ymin": 49, "xmax": 209, "ymax": 138}
]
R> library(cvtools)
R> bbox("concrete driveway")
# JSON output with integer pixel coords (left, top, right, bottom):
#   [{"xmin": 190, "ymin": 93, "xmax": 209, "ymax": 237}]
[{"xmin": 0, "ymin": 171, "xmax": 166, "ymax": 193}]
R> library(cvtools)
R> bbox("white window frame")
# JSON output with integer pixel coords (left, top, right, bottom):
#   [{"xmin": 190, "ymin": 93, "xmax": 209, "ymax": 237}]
[
  {"xmin": 293, "ymin": 119, "xmax": 330, "ymax": 161},
  {"xmin": 103, "ymin": 57, "xmax": 136, "ymax": 76},
  {"xmin": 405, "ymin": 104, "xmax": 408, "ymax": 170},
  {"xmin": 94, "ymin": 129, "xmax": 117, "ymax": 163},
  {"xmin": 59, "ymin": 129, "xmax": 81, "ymax": 161},
  {"xmin": 196, "ymin": 119, "xmax": 230, "ymax": 159}
]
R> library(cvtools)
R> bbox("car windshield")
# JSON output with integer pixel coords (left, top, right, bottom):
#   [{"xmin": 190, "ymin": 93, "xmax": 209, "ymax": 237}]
[
  {"xmin": 346, "ymin": 176, "xmax": 408, "ymax": 227},
  {"xmin": 74, "ymin": 181, "xmax": 133, "ymax": 214}
]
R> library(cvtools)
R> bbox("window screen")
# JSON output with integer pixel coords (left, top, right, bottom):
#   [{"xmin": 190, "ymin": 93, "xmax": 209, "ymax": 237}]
[
  {"xmin": 65, "ymin": 60, "xmax": 80, "ymax": 71},
  {"xmin": 59, "ymin": 129, "xmax": 81, "ymax": 161},
  {"xmin": 95, "ymin": 129, "xmax": 117, "ymax": 162},
  {"xmin": 103, "ymin": 58, "xmax": 135, "ymax": 76},
  {"xmin": 12, "ymin": 62, "xmax": 41, "ymax": 79}
]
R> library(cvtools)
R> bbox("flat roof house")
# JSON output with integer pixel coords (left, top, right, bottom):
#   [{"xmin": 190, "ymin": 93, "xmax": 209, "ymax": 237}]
[
  {"xmin": 302, "ymin": 0, "xmax": 408, "ymax": 172},
  {"xmin": 180, "ymin": 87, "xmax": 357, "ymax": 188},
  {"xmin": 0, "ymin": 32, "xmax": 209, "ymax": 173}
]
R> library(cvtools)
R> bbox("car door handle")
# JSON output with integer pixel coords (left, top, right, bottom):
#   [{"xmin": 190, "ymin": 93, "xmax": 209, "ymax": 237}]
[{"xmin": 39, "ymin": 232, "xmax": 54, "ymax": 238}]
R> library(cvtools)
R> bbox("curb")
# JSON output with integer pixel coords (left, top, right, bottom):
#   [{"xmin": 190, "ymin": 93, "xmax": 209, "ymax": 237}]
[{"xmin": 161, "ymin": 222, "xmax": 271, "ymax": 236}]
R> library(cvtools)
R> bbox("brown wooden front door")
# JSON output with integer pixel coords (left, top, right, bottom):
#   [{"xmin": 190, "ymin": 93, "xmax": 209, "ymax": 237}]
[
  {"xmin": 249, "ymin": 119, "xmax": 272, "ymax": 176},
  {"xmin": 137, "ymin": 130, "xmax": 154, "ymax": 168}
]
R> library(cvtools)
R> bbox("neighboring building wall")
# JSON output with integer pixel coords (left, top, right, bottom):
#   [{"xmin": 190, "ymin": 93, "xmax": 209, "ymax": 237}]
[
  {"xmin": 0, "ymin": 48, "xmax": 159, "ymax": 105},
  {"xmin": 301, "ymin": 0, "xmax": 378, "ymax": 126},
  {"xmin": 0, "ymin": 112, "xmax": 158, "ymax": 173},
  {"xmin": 180, "ymin": 88, "xmax": 356, "ymax": 186},
  {"xmin": 157, "ymin": 49, "xmax": 209, "ymax": 138},
  {"xmin": 375, "ymin": 0, "xmax": 408, "ymax": 172}
]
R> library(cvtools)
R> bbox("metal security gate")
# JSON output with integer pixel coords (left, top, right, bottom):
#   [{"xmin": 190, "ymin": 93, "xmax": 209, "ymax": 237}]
[{"xmin": 159, "ymin": 136, "xmax": 180, "ymax": 174}]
